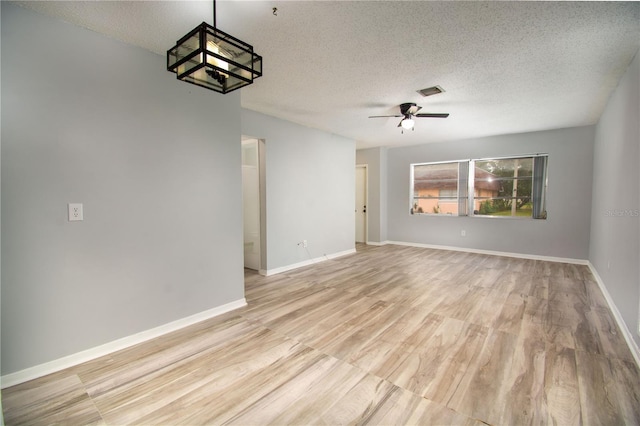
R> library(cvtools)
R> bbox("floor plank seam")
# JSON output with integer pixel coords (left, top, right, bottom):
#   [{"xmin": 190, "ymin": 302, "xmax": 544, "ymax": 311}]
[{"xmin": 243, "ymin": 307, "xmax": 486, "ymax": 424}]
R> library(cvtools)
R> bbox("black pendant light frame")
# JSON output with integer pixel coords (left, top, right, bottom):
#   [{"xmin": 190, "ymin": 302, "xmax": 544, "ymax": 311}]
[{"xmin": 167, "ymin": 0, "xmax": 263, "ymax": 94}]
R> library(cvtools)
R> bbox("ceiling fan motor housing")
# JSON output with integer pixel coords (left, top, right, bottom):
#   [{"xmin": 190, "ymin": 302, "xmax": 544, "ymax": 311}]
[{"xmin": 400, "ymin": 103, "xmax": 418, "ymax": 115}]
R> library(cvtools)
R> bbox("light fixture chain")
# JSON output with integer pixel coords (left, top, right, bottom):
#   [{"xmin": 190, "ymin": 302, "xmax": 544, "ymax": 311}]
[{"xmin": 213, "ymin": 0, "xmax": 216, "ymax": 28}]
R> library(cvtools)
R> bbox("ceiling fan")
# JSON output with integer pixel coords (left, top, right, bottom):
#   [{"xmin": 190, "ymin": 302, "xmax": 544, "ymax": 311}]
[{"xmin": 369, "ymin": 103, "xmax": 449, "ymax": 133}]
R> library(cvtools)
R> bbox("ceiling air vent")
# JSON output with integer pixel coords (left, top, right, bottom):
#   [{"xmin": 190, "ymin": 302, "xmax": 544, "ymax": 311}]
[{"xmin": 417, "ymin": 85, "xmax": 445, "ymax": 97}]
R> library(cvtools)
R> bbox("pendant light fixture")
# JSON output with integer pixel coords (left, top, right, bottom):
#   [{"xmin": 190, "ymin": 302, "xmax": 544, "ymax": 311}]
[{"xmin": 167, "ymin": 0, "xmax": 262, "ymax": 94}]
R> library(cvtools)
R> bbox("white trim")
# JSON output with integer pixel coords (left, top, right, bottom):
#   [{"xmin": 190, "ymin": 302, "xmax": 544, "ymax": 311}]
[
  {"xmin": 385, "ymin": 240, "xmax": 589, "ymax": 265},
  {"xmin": 0, "ymin": 298, "xmax": 247, "ymax": 389},
  {"xmin": 355, "ymin": 164, "xmax": 368, "ymax": 244},
  {"xmin": 587, "ymin": 263, "xmax": 640, "ymax": 368},
  {"xmin": 365, "ymin": 241, "xmax": 386, "ymax": 246},
  {"xmin": 263, "ymin": 248, "xmax": 356, "ymax": 276}
]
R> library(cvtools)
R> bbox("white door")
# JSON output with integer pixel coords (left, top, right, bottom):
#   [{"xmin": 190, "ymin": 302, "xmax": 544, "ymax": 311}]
[
  {"xmin": 242, "ymin": 140, "xmax": 260, "ymax": 270},
  {"xmin": 355, "ymin": 165, "xmax": 367, "ymax": 243}
]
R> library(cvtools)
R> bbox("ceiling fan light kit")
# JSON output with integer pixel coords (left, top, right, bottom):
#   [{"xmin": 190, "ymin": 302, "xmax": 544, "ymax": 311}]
[
  {"xmin": 401, "ymin": 118, "xmax": 415, "ymax": 130},
  {"xmin": 167, "ymin": 0, "xmax": 262, "ymax": 94}
]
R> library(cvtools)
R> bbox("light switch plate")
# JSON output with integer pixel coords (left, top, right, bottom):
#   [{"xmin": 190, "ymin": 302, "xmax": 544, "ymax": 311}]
[{"xmin": 68, "ymin": 203, "xmax": 83, "ymax": 221}]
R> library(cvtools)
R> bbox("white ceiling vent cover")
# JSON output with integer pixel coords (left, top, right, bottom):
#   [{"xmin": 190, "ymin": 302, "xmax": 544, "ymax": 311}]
[{"xmin": 417, "ymin": 85, "xmax": 445, "ymax": 97}]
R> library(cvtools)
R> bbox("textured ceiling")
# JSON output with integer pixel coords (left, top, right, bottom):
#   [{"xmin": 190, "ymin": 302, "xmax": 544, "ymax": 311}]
[{"xmin": 14, "ymin": 1, "xmax": 640, "ymax": 149}]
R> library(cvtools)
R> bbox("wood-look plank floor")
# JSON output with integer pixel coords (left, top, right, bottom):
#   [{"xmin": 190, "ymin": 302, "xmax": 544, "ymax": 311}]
[{"xmin": 3, "ymin": 244, "xmax": 640, "ymax": 425}]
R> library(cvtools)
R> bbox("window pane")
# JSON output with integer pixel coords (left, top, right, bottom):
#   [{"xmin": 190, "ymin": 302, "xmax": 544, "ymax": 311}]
[
  {"xmin": 412, "ymin": 162, "xmax": 460, "ymax": 215},
  {"xmin": 472, "ymin": 158, "xmax": 533, "ymax": 217}
]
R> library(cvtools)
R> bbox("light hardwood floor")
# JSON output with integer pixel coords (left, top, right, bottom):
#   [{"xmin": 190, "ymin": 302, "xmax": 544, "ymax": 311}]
[{"xmin": 3, "ymin": 244, "xmax": 640, "ymax": 425}]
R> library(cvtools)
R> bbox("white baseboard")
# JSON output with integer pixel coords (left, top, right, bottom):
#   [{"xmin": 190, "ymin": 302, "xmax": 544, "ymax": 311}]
[
  {"xmin": 1, "ymin": 298, "xmax": 247, "ymax": 389},
  {"xmin": 263, "ymin": 248, "xmax": 357, "ymax": 276},
  {"xmin": 385, "ymin": 240, "xmax": 589, "ymax": 265},
  {"xmin": 587, "ymin": 263, "xmax": 640, "ymax": 368}
]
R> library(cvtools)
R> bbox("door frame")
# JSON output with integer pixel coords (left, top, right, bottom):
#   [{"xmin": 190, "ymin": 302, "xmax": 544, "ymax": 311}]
[
  {"xmin": 355, "ymin": 164, "xmax": 368, "ymax": 244},
  {"xmin": 241, "ymin": 136, "xmax": 267, "ymax": 274}
]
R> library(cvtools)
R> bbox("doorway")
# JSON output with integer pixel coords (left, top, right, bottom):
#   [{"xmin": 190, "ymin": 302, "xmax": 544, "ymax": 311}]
[
  {"xmin": 242, "ymin": 138, "xmax": 262, "ymax": 270},
  {"xmin": 355, "ymin": 165, "xmax": 368, "ymax": 243}
]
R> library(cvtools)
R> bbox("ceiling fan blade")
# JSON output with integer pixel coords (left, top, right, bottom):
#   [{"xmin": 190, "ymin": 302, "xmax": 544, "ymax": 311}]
[
  {"xmin": 415, "ymin": 113, "xmax": 450, "ymax": 118},
  {"xmin": 368, "ymin": 115, "xmax": 403, "ymax": 118}
]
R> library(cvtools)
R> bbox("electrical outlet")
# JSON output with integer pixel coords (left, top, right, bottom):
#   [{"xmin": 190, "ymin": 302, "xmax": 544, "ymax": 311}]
[
  {"xmin": 68, "ymin": 203, "xmax": 83, "ymax": 221},
  {"xmin": 303, "ymin": 240, "xmax": 308, "ymax": 248},
  {"xmin": 460, "ymin": 230, "xmax": 466, "ymax": 237}
]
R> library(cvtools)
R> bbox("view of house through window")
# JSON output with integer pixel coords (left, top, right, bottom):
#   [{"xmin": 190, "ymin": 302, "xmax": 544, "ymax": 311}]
[
  {"xmin": 411, "ymin": 161, "xmax": 467, "ymax": 215},
  {"xmin": 411, "ymin": 155, "xmax": 548, "ymax": 219}
]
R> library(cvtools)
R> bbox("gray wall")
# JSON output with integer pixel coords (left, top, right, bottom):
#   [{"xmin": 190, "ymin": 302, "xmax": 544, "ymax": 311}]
[
  {"xmin": 590, "ymin": 51, "xmax": 640, "ymax": 348},
  {"xmin": 242, "ymin": 109, "xmax": 355, "ymax": 271},
  {"xmin": 0, "ymin": 1, "xmax": 4, "ymax": 421},
  {"xmin": 1, "ymin": 3, "xmax": 244, "ymax": 375},
  {"xmin": 386, "ymin": 126, "xmax": 595, "ymax": 260},
  {"xmin": 356, "ymin": 147, "xmax": 387, "ymax": 243}
]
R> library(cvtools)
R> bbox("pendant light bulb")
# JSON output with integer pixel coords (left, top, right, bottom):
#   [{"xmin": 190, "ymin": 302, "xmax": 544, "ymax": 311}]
[{"xmin": 401, "ymin": 118, "xmax": 415, "ymax": 130}]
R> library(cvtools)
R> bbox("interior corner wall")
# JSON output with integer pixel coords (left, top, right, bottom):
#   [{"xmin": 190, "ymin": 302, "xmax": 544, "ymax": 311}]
[
  {"xmin": 241, "ymin": 109, "xmax": 355, "ymax": 271},
  {"xmin": 386, "ymin": 126, "xmax": 595, "ymax": 260},
  {"xmin": 1, "ymin": 3, "xmax": 244, "ymax": 375},
  {"xmin": 356, "ymin": 147, "xmax": 387, "ymax": 243},
  {"xmin": 589, "ymin": 51, "xmax": 640, "ymax": 349}
]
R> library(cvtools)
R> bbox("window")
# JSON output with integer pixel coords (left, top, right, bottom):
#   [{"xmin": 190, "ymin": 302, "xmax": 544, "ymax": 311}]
[
  {"xmin": 472, "ymin": 157, "xmax": 532, "ymax": 217},
  {"xmin": 410, "ymin": 155, "xmax": 548, "ymax": 219},
  {"xmin": 411, "ymin": 161, "xmax": 468, "ymax": 215}
]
